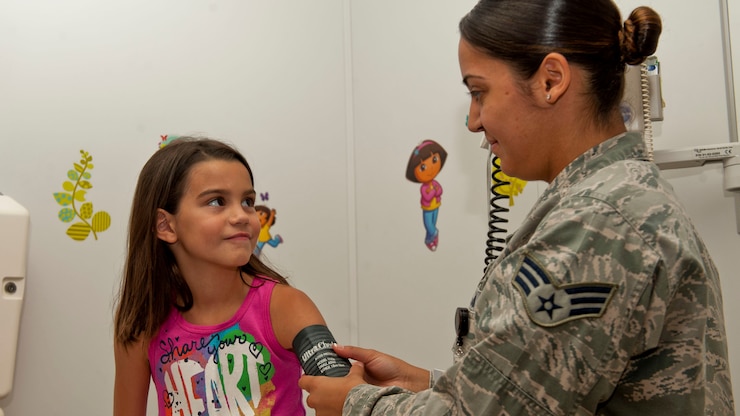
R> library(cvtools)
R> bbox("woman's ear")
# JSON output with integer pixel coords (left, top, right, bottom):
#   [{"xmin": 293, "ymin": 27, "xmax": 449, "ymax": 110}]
[
  {"xmin": 537, "ymin": 52, "xmax": 571, "ymax": 104},
  {"xmin": 156, "ymin": 209, "xmax": 177, "ymax": 243}
]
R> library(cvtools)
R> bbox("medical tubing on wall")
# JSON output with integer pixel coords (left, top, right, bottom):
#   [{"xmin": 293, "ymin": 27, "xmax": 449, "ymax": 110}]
[{"xmin": 484, "ymin": 154, "xmax": 509, "ymax": 270}]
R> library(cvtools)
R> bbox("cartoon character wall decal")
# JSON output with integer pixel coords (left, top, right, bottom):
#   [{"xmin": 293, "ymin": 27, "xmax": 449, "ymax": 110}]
[
  {"xmin": 405, "ymin": 140, "xmax": 448, "ymax": 251},
  {"xmin": 53, "ymin": 149, "xmax": 111, "ymax": 241},
  {"xmin": 254, "ymin": 193, "xmax": 283, "ymax": 257},
  {"xmin": 159, "ymin": 134, "xmax": 180, "ymax": 149}
]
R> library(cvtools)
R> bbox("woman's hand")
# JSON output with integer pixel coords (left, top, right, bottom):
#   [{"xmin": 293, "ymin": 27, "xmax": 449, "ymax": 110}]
[
  {"xmin": 334, "ymin": 344, "xmax": 431, "ymax": 392},
  {"xmin": 299, "ymin": 345, "xmax": 432, "ymax": 415}
]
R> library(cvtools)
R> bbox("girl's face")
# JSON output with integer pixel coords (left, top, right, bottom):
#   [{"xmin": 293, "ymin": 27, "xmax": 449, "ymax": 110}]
[
  {"xmin": 459, "ymin": 38, "xmax": 550, "ymax": 181},
  {"xmin": 414, "ymin": 152, "xmax": 442, "ymax": 183},
  {"xmin": 160, "ymin": 159, "xmax": 260, "ymax": 274}
]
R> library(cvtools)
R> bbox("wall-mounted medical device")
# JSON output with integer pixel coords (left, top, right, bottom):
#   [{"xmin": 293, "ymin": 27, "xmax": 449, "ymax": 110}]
[
  {"xmin": 652, "ymin": 142, "xmax": 740, "ymax": 171},
  {"xmin": 0, "ymin": 194, "xmax": 30, "ymax": 416},
  {"xmin": 653, "ymin": 143, "xmax": 740, "ymax": 233},
  {"xmin": 622, "ymin": 57, "xmax": 663, "ymax": 135},
  {"xmin": 624, "ymin": 56, "xmax": 740, "ymax": 233}
]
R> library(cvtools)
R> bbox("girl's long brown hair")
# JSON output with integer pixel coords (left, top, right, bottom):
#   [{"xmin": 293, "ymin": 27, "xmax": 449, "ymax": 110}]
[{"xmin": 114, "ymin": 137, "xmax": 288, "ymax": 346}]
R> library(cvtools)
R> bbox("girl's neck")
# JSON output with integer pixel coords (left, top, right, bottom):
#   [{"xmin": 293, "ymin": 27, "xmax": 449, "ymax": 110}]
[{"xmin": 181, "ymin": 268, "xmax": 254, "ymax": 326}]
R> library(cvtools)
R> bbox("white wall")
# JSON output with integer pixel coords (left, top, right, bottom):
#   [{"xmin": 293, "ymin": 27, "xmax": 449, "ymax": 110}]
[
  {"xmin": 350, "ymin": 0, "xmax": 544, "ymax": 370},
  {"xmin": 1, "ymin": 0, "xmax": 738, "ymax": 414}
]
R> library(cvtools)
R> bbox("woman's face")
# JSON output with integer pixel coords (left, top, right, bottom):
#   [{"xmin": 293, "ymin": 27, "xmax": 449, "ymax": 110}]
[{"xmin": 459, "ymin": 38, "xmax": 549, "ymax": 181}]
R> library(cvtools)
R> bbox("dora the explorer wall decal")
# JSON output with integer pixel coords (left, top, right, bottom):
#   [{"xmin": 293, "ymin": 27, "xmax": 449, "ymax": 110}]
[
  {"xmin": 254, "ymin": 192, "xmax": 283, "ymax": 257},
  {"xmin": 405, "ymin": 140, "xmax": 448, "ymax": 252}
]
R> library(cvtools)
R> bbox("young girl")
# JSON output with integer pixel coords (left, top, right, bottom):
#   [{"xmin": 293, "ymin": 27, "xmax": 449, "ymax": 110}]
[
  {"xmin": 113, "ymin": 137, "xmax": 329, "ymax": 415},
  {"xmin": 405, "ymin": 140, "xmax": 448, "ymax": 251}
]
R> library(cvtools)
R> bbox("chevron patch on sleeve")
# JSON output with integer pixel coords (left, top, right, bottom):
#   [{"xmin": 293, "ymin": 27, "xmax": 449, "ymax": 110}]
[{"xmin": 512, "ymin": 257, "xmax": 617, "ymax": 327}]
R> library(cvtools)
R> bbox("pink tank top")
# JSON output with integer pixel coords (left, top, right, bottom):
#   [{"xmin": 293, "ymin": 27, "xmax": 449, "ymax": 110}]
[{"xmin": 148, "ymin": 277, "xmax": 305, "ymax": 415}]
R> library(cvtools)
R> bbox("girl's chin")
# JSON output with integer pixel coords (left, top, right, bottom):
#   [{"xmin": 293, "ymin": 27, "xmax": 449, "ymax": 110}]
[{"xmin": 233, "ymin": 252, "xmax": 255, "ymax": 267}]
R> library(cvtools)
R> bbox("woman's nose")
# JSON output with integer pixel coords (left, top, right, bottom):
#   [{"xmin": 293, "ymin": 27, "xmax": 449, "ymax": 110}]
[{"xmin": 467, "ymin": 110, "xmax": 483, "ymax": 133}]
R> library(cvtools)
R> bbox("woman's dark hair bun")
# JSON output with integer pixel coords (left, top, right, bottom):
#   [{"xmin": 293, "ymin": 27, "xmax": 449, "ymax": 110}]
[{"xmin": 620, "ymin": 6, "xmax": 662, "ymax": 65}]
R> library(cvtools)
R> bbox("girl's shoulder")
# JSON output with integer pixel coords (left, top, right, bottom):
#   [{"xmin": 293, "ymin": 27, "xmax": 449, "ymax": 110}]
[
  {"xmin": 270, "ymin": 283, "xmax": 321, "ymax": 317},
  {"xmin": 269, "ymin": 282, "xmax": 327, "ymax": 350}
]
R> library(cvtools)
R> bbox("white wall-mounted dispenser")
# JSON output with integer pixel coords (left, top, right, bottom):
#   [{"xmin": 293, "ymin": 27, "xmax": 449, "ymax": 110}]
[{"xmin": 0, "ymin": 194, "xmax": 30, "ymax": 416}]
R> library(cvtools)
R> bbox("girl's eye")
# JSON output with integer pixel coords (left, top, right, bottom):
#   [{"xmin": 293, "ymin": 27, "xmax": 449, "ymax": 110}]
[
  {"xmin": 242, "ymin": 198, "xmax": 255, "ymax": 208},
  {"xmin": 433, "ymin": 155, "xmax": 438, "ymax": 164},
  {"xmin": 468, "ymin": 90, "xmax": 482, "ymax": 102},
  {"xmin": 207, "ymin": 198, "xmax": 225, "ymax": 207},
  {"xmin": 419, "ymin": 163, "xmax": 427, "ymax": 172}
]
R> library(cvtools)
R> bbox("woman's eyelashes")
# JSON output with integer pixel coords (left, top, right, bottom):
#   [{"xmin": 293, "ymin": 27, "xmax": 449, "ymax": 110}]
[{"xmin": 467, "ymin": 88, "xmax": 483, "ymax": 102}]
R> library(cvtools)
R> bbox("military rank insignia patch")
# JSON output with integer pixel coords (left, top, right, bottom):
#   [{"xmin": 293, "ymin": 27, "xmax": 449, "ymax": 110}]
[{"xmin": 512, "ymin": 256, "xmax": 616, "ymax": 327}]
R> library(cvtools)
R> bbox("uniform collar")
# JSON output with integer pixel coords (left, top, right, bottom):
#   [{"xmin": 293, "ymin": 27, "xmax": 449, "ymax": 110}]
[{"xmin": 545, "ymin": 132, "xmax": 648, "ymax": 195}]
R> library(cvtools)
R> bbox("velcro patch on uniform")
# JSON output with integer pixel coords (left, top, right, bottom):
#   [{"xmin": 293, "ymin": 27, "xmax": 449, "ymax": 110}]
[{"xmin": 512, "ymin": 256, "xmax": 617, "ymax": 327}]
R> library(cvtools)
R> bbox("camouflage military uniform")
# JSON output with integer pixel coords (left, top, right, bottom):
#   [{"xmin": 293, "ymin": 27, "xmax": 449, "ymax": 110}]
[{"xmin": 344, "ymin": 133, "xmax": 734, "ymax": 415}]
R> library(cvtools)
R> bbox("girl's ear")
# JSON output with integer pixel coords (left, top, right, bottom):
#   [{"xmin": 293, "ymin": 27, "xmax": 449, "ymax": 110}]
[
  {"xmin": 536, "ymin": 52, "xmax": 571, "ymax": 105},
  {"xmin": 156, "ymin": 209, "xmax": 177, "ymax": 243}
]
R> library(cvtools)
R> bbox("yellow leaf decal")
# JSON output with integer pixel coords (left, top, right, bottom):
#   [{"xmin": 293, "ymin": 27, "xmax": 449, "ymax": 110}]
[
  {"xmin": 58, "ymin": 208, "xmax": 76, "ymax": 223},
  {"xmin": 92, "ymin": 211, "xmax": 111, "ymax": 233},
  {"xmin": 53, "ymin": 192, "xmax": 73, "ymax": 206},
  {"xmin": 80, "ymin": 202, "xmax": 93, "ymax": 220},
  {"xmin": 57, "ymin": 149, "xmax": 111, "ymax": 241},
  {"xmin": 74, "ymin": 190, "xmax": 87, "ymax": 202},
  {"xmin": 66, "ymin": 223, "xmax": 91, "ymax": 241}
]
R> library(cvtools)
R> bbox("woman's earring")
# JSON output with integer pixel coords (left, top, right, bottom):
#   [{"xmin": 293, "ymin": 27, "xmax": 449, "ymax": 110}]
[{"xmin": 546, "ymin": 93, "xmax": 551, "ymax": 102}]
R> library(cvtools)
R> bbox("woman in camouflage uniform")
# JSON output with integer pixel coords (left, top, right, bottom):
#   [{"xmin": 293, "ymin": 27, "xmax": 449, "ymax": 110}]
[{"xmin": 300, "ymin": 0, "xmax": 735, "ymax": 414}]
